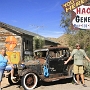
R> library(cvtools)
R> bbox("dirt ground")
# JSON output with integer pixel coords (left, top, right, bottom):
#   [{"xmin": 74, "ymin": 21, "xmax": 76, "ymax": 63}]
[{"xmin": 1, "ymin": 77, "xmax": 90, "ymax": 90}]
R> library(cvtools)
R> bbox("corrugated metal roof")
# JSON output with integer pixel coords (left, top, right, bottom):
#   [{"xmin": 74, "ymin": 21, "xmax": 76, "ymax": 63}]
[{"xmin": 0, "ymin": 21, "xmax": 59, "ymax": 44}]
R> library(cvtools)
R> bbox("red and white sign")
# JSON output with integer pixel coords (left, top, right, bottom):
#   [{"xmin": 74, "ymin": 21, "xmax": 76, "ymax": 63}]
[{"xmin": 72, "ymin": 5, "xmax": 90, "ymax": 29}]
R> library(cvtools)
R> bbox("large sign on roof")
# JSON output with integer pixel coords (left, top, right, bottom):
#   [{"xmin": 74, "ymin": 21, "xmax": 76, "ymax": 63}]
[
  {"xmin": 62, "ymin": 0, "xmax": 88, "ymax": 13},
  {"xmin": 62, "ymin": 0, "xmax": 90, "ymax": 30},
  {"xmin": 72, "ymin": 5, "xmax": 90, "ymax": 29}
]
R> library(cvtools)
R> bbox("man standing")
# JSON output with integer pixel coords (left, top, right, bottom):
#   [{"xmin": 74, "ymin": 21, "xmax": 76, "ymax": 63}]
[{"xmin": 64, "ymin": 43, "xmax": 90, "ymax": 87}]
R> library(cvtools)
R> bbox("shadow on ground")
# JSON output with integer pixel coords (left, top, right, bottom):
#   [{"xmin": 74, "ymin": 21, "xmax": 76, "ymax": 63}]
[
  {"xmin": 38, "ymin": 78, "xmax": 73, "ymax": 87},
  {"xmin": 2, "ymin": 78, "xmax": 73, "ymax": 90},
  {"xmin": 2, "ymin": 84, "xmax": 20, "ymax": 89},
  {"xmin": 2, "ymin": 79, "xmax": 21, "ymax": 89}
]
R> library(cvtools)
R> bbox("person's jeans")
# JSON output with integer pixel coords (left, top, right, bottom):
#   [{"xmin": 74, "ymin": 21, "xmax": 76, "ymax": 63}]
[
  {"xmin": 0, "ymin": 65, "xmax": 13, "ymax": 82},
  {"xmin": 0, "ymin": 70, "xmax": 4, "ymax": 82},
  {"xmin": 5, "ymin": 65, "xmax": 13, "ymax": 71}
]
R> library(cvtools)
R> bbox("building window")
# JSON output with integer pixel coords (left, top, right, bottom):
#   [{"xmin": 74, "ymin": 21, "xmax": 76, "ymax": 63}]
[{"xmin": 24, "ymin": 39, "xmax": 31, "ymax": 50}]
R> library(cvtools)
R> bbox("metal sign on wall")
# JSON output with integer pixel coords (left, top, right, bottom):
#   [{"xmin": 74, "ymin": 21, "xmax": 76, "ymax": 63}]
[{"xmin": 62, "ymin": 0, "xmax": 89, "ymax": 30}]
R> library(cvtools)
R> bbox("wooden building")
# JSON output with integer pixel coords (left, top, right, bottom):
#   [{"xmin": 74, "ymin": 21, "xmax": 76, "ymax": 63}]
[{"xmin": 0, "ymin": 22, "xmax": 58, "ymax": 64}]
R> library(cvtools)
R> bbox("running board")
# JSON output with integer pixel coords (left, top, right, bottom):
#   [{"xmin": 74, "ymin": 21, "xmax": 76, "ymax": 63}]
[{"xmin": 43, "ymin": 75, "xmax": 72, "ymax": 82}]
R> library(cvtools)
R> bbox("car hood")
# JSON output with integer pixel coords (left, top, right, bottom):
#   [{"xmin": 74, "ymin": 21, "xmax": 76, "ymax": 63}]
[{"xmin": 23, "ymin": 60, "xmax": 40, "ymax": 65}]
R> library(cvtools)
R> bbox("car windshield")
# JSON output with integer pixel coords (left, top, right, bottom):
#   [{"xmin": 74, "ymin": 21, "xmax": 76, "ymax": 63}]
[
  {"xmin": 49, "ymin": 49, "xmax": 70, "ymax": 58},
  {"xmin": 34, "ymin": 51, "xmax": 47, "ymax": 58},
  {"xmin": 34, "ymin": 48, "xmax": 70, "ymax": 59}
]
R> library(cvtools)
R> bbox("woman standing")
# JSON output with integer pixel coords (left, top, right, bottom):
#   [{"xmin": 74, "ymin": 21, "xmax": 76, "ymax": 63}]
[{"xmin": 0, "ymin": 48, "xmax": 16, "ymax": 90}]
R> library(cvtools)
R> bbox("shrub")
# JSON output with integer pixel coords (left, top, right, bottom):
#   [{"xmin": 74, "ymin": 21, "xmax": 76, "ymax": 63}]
[{"xmin": 84, "ymin": 60, "xmax": 90, "ymax": 77}]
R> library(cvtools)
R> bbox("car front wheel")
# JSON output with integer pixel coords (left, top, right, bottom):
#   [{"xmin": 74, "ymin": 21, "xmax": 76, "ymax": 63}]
[{"xmin": 21, "ymin": 73, "xmax": 38, "ymax": 90}]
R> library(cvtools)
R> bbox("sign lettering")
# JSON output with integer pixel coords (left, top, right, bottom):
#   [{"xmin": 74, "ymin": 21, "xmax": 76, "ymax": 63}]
[
  {"xmin": 62, "ymin": 0, "xmax": 88, "ymax": 12},
  {"xmin": 72, "ymin": 5, "xmax": 90, "ymax": 29}
]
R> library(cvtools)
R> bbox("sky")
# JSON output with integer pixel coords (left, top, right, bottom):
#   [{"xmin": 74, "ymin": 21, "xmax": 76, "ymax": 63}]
[{"xmin": 0, "ymin": 0, "xmax": 68, "ymax": 38}]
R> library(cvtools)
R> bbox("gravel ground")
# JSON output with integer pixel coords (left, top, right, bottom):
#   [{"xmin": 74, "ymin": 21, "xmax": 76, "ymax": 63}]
[{"xmin": 1, "ymin": 77, "xmax": 90, "ymax": 90}]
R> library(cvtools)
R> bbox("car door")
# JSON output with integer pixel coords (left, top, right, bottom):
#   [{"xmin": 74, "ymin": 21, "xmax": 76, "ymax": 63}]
[{"xmin": 48, "ymin": 49, "xmax": 68, "ymax": 74}]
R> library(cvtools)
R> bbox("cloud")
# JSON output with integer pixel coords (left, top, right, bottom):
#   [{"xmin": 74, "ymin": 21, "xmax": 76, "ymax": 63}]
[
  {"xmin": 45, "ymin": 1, "xmax": 61, "ymax": 12},
  {"xmin": 40, "ymin": 33, "xmax": 63, "ymax": 38},
  {"xmin": 54, "ymin": 1, "xmax": 61, "ymax": 8},
  {"xmin": 25, "ymin": 24, "xmax": 44, "ymax": 33},
  {"xmin": 11, "ymin": 20, "xmax": 17, "ymax": 23},
  {"xmin": 54, "ymin": 31, "xmax": 64, "ymax": 34},
  {"xmin": 25, "ymin": 23, "xmax": 64, "ymax": 38},
  {"xmin": 38, "ymin": 30, "xmax": 64, "ymax": 38},
  {"xmin": 36, "ymin": 7, "xmax": 47, "ymax": 12}
]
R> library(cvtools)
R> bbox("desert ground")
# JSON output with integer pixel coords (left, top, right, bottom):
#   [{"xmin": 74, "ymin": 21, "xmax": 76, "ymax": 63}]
[{"xmin": 1, "ymin": 77, "xmax": 90, "ymax": 90}]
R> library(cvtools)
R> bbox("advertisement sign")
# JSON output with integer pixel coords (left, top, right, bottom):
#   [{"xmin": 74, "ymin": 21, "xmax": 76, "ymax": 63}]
[
  {"xmin": 6, "ymin": 52, "xmax": 20, "ymax": 64},
  {"xmin": 62, "ymin": 0, "xmax": 88, "ymax": 13},
  {"xmin": 5, "ymin": 36, "xmax": 17, "ymax": 51},
  {"xmin": 62, "ymin": 0, "xmax": 89, "ymax": 30},
  {"xmin": 72, "ymin": 5, "xmax": 90, "ymax": 29}
]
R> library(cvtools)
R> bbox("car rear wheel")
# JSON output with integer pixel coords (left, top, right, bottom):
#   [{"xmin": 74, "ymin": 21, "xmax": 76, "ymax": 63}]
[
  {"xmin": 68, "ymin": 65, "xmax": 73, "ymax": 77},
  {"xmin": 72, "ymin": 74, "xmax": 82, "ymax": 84},
  {"xmin": 68, "ymin": 65, "xmax": 78, "ymax": 83},
  {"xmin": 72, "ymin": 74, "xmax": 77, "ymax": 83},
  {"xmin": 21, "ymin": 73, "xmax": 38, "ymax": 90}
]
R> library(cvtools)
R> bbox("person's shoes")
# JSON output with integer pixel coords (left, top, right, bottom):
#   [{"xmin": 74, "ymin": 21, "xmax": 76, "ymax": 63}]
[
  {"xmin": 4, "ymin": 71, "xmax": 10, "ymax": 78},
  {"xmin": 82, "ymin": 84, "xmax": 87, "ymax": 87},
  {"xmin": 75, "ymin": 83, "xmax": 79, "ymax": 85},
  {"xmin": 11, "ymin": 77, "xmax": 16, "ymax": 80}
]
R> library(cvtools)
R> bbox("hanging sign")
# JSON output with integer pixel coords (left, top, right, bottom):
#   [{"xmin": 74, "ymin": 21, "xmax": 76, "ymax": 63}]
[
  {"xmin": 5, "ymin": 36, "xmax": 17, "ymax": 51},
  {"xmin": 72, "ymin": 5, "xmax": 90, "ymax": 29},
  {"xmin": 62, "ymin": 0, "xmax": 88, "ymax": 13}
]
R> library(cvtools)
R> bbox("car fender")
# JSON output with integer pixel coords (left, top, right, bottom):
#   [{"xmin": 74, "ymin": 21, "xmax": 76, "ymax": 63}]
[{"xmin": 20, "ymin": 69, "xmax": 39, "ymax": 77}]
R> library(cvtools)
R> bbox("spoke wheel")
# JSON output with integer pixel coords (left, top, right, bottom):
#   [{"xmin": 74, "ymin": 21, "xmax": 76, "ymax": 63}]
[
  {"xmin": 72, "ymin": 74, "xmax": 81, "ymax": 84},
  {"xmin": 21, "ymin": 73, "xmax": 38, "ymax": 90}
]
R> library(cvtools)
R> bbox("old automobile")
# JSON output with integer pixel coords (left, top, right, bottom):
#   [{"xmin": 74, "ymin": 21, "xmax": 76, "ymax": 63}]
[{"xmin": 7, "ymin": 46, "xmax": 74, "ymax": 90}]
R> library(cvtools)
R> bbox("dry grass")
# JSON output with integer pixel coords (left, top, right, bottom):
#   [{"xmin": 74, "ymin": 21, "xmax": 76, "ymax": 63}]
[{"xmin": 49, "ymin": 34, "xmax": 69, "ymax": 47}]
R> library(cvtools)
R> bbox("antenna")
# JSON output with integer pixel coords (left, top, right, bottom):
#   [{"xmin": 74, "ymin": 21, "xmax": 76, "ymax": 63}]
[{"xmin": 29, "ymin": 24, "xmax": 44, "ymax": 34}]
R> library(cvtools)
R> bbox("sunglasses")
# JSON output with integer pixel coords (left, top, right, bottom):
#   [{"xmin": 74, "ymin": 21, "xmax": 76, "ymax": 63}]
[{"xmin": 76, "ymin": 45, "xmax": 80, "ymax": 47}]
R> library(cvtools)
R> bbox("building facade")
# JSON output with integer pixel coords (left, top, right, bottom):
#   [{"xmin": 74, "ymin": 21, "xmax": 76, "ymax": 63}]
[{"xmin": 0, "ymin": 22, "xmax": 58, "ymax": 63}]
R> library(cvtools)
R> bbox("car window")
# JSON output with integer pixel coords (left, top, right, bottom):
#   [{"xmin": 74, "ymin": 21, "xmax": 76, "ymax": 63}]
[
  {"xmin": 34, "ymin": 48, "xmax": 70, "ymax": 59},
  {"xmin": 49, "ymin": 49, "xmax": 70, "ymax": 58},
  {"xmin": 34, "ymin": 51, "xmax": 47, "ymax": 58}
]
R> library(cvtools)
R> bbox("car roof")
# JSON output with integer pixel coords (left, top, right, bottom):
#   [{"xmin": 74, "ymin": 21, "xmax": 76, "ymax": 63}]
[
  {"xmin": 34, "ymin": 46, "xmax": 69, "ymax": 52},
  {"xmin": 34, "ymin": 49, "xmax": 49, "ymax": 52},
  {"xmin": 48, "ymin": 46, "xmax": 69, "ymax": 50}
]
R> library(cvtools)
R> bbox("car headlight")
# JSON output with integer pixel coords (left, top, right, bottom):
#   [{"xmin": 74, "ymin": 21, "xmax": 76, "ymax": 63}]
[{"xmin": 18, "ymin": 64, "xmax": 26, "ymax": 69}]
